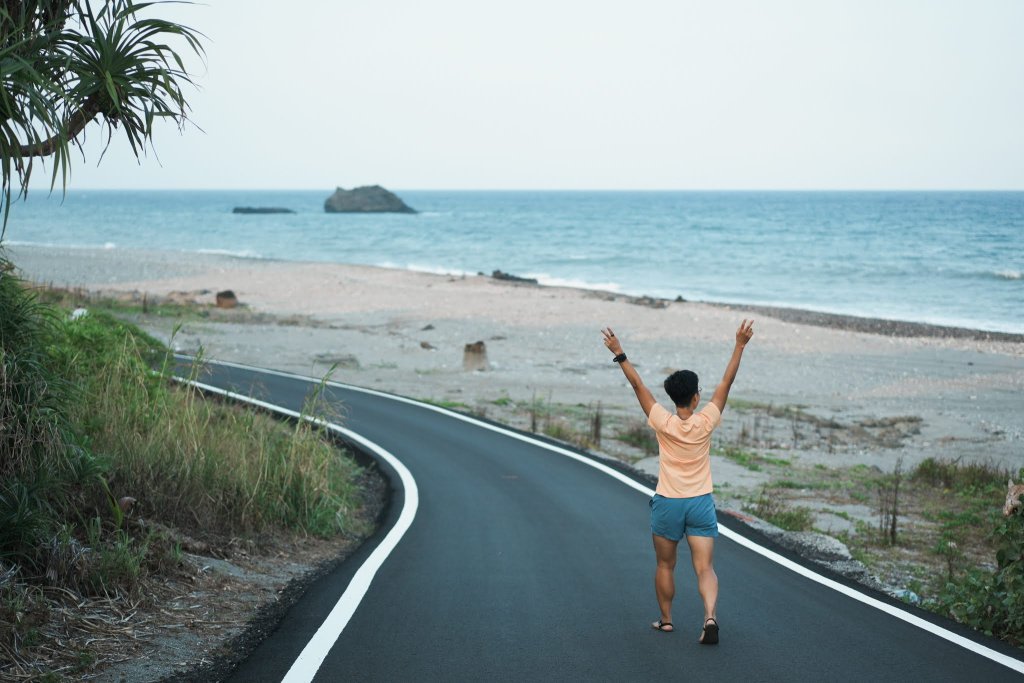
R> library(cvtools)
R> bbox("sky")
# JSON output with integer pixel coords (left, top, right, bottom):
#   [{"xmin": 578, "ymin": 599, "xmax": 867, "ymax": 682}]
[{"xmin": 59, "ymin": 0, "xmax": 1024, "ymax": 190}]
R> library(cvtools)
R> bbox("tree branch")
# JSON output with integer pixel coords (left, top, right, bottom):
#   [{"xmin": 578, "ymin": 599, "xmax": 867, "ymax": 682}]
[{"xmin": 17, "ymin": 96, "xmax": 103, "ymax": 158}]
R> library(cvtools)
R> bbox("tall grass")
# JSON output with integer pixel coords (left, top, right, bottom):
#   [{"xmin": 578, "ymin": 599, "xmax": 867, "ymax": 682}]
[
  {"xmin": 912, "ymin": 456, "xmax": 1011, "ymax": 491},
  {"xmin": 0, "ymin": 261, "xmax": 369, "ymax": 598},
  {"xmin": 55, "ymin": 311, "xmax": 367, "ymax": 539}
]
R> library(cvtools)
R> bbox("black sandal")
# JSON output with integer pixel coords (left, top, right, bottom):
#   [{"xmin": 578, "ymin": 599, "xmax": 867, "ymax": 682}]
[
  {"xmin": 700, "ymin": 617, "xmax": 719, "ymax": 645},
  {"xmin": 651, "ymin": 619, "xmax": 674, "ymax": 633}
]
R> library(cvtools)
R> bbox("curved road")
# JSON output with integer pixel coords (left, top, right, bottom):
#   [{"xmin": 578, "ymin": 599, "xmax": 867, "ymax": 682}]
[{"xmin": 182, "ymin": 359, "xmax": 1024, "ymax": 682}]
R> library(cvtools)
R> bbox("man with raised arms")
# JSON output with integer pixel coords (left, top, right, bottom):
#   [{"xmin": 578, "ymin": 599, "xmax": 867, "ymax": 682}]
[{"xmin": 602, "ymin": 320, "xmax": 755, "ymax": 644}]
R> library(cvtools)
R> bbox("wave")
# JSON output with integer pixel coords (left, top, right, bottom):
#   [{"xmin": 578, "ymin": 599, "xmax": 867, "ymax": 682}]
[
  {"xmin": 5, "ymin": 239, "xmax": 115, "ymax": 250},
  {"xmin": 375, "ymin": 261, "xmax": 477, "ymax": 278},
  {"xmin": 195, "ymin": 247, "xmax": 267, "ymax": 260},
  {"xmin": 522, "ymin": 272, "xmax": 622, "ymax": 293},
  {"xmin": 994, "ymin": 269, "xmax": 1022, "ymax": 281}
]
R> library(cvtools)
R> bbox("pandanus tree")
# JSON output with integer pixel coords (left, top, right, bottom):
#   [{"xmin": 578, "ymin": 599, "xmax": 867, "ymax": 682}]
[
  {"xmin": 0, "ymin": 2, "xmax": 201, "ymax": 568},
  {"xmin": 0, "ymin": 0, "xmax": 204, "ymax": 236}
]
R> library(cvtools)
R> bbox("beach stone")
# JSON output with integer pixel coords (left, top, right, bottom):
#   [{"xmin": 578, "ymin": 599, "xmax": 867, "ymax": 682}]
[
  {"xmin": 215, "ymin": 290, "xmax": 238, "ymax": 308},
  {"xmin": 491, "ymin": 269, "xmax": 538, "ymax": 285},
  {"xmin": 324, "ymin": 185, "xmax": 416, "ymax": 213},
  {"xmin": 463, "ymin": 341, "xmax": 490, "ymax": 371},
  {"xmin": 420, "ymin": 341, "xmax": 436, "ymax": 350}
]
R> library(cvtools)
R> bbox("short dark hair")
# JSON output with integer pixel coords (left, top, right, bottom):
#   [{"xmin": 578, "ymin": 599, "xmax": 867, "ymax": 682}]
[{"xmin": 664, "ymin": 370, "xmax": 699, "ymax": 408}]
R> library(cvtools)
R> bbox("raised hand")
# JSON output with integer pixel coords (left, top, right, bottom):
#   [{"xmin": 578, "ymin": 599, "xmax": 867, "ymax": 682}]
[
  {"xmin": 736, "ymin": 319, "xmax": 754, "ymax": 347},
  {"xmin": 602, "ymin": 327, "xmax": 624, "ymax": 355}
]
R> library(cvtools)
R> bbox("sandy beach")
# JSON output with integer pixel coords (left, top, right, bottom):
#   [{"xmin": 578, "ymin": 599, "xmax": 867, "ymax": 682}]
[{"xmin": 11, "ymin": 244, "xmax": 1023, "ymax": 515}]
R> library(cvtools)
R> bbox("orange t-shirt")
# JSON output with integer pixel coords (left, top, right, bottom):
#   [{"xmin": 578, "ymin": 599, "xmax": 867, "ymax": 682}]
[{"xmin": 647, "ymin": 401, "xmax": 722, "ymax": 498}]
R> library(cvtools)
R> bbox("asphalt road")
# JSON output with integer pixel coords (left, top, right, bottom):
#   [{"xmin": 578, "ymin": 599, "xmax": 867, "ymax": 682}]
[{"xmin": 182, "ymin": 360, "xmax": 1024, "ymax": 682}]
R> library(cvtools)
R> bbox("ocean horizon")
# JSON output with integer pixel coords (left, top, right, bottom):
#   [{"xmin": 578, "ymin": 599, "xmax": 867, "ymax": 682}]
[{"xmin": 4, "ymin": 189, "xmax": 1022, "ymax": 334}]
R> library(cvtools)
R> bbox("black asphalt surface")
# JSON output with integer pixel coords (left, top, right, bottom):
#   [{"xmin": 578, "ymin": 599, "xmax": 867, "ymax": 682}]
[{"xmin": 186, "ymin": 361, "xmax": 1024, "ymax": 682}]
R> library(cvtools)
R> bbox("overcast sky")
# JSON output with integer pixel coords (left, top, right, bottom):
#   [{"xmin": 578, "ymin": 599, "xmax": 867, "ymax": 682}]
[{"xmin": 62, "ymin": 1, "xmax": 1024, "ymax": 190}]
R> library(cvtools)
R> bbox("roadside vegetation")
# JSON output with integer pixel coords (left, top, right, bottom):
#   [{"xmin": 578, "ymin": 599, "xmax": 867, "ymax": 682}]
[
  {"xmin": 0, "ymin": 2, "xmax": 381, "ymax": 677},
  {"xmin": 0, "ymin": 268, "xmax": 373, "ymax": 677}
]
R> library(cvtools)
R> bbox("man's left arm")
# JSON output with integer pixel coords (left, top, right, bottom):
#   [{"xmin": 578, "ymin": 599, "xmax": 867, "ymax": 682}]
[{"xmin": 602, "ymin": 327, "xmax": 657, "ymax": 416}]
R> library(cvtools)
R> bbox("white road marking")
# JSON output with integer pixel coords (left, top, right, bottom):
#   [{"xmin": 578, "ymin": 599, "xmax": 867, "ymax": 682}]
[
  {"xmin": 179, "ymin": 357, "xmax": 1024, "ymax": 677},
  {"xmin": 169, "ymin": 375, "xmax": 419, "ymax": 683}
]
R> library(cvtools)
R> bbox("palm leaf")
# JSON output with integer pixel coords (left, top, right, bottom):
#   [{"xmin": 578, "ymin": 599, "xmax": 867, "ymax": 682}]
[{"xmin": 0, "ymin": 0, "xmax": 205, "ymax": 239}]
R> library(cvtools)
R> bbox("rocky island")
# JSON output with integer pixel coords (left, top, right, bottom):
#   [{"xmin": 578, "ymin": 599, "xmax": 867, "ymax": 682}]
[{"xmin": 324, "ymin": 185, "xmax": 416, "ymax": 214}]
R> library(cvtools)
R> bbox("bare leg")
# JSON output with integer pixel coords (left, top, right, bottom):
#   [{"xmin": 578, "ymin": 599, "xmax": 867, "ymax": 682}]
[
  {"xmin": 685, "ymin": 535, "xmax": 718, "ymax": 639},
  {"xmin": 652, "ymin": 534, "xmax": 678, "ymax": 630}
]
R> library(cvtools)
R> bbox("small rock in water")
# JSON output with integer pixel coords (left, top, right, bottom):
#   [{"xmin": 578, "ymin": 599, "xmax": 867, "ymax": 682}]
[{"xmin": 232, "ymin": 206, "xmax": 295, "ymax": 214}]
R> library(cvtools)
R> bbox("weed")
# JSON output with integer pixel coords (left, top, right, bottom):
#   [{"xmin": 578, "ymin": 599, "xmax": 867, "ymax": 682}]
[
  {"xmin": 725, "ymin": 450, "xmax": 761, "ymax": 471},
  {"xmin": 715, "ymin": 446, "xmax": 789, "ymax": 472},
  {"xmin": 745, "ymin": 487, "xmax": 815, "ymax": 532},
  {"xmin": 590, "ymin": 402, "xmax": 602, "ymax": 448},
  {"xmin": 876, "ymin": 457, "xmax": 904, "ymax": 546},
  {"xmin": 912, "ymin": 457, "xmax": 1011, "ymax": 492},
  {"xmin": 615, "ymin": 420, "xmax": 658, "ymax": 455},
  {"xmin": 928, "ymin": 507, "xmax": 1024, "ymax": 645},
  {"xmin": 420, "ymin": 398, "xmax": 471, "ymax": 410}
]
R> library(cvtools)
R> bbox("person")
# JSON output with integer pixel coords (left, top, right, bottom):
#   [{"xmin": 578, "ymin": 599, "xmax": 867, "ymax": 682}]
[{"xmin": 601, "ymin": 320, "xmax": 755, "ymax": 645}]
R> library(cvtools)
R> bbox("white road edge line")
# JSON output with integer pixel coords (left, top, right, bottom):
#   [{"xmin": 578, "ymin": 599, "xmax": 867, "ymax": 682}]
[
  {"xmin": 169, "ymin": 375, "xmax": 419, "ymax": 683},
  {"xmin": 181, "ymin": 357, "xmax": 1024, "ymax": 676}
]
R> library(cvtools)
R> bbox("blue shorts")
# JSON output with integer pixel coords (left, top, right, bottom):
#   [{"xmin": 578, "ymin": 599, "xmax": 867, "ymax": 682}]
[{"xmin": 650, "ymin": 493, "xmax": 719, "ymax": 541}]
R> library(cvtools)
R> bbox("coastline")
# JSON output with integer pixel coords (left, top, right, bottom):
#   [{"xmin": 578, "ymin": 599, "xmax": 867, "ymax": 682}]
[
  {"xmin": 7, "ymin": 242, "xmax": 1022, "ymax": 473},
  {"xmin": 7, "ymin": 243, "xmax": 1023, "ymax": 342},
  {"xmin": 699, "ymin": 301, "xmax": 1024, "ymax": 343}
]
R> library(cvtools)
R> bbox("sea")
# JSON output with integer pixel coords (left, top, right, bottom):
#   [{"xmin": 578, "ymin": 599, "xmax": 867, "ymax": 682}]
[{"xmin": 4, "ymin": 190, "xmax": 1022, "ymax": 334}]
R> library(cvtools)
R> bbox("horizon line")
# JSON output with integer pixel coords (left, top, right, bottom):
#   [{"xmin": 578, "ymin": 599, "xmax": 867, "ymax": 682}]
[{"xmin": 50, "ymin": 186, "xmax": 1024, "ymax": 193}]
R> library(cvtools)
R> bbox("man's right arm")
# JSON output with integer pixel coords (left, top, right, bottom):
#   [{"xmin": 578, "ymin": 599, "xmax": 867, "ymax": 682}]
[
  {"xmin": 710, "ymin": 319, "xmax": 754, "ymax": 414},
  {"xmin": 602, "ymin": 327, "xmax": 657, "ymax": 416}
]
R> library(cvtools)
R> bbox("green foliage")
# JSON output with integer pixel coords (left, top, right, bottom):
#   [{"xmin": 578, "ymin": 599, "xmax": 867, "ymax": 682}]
[
  {"xmin": 0, "ymin": 265, "xmax": 368, "ymax": 594},
  {"xmin": 0, "ymin": 264, "xmax": 71, "ymax": 478},
  {"xmin": 912, "ymin": 457, "xmax": 1010, "ymax": 492},
  {"xmin": 0, "ymin": 571, "xmax": 48, "ymax": 652},
  {"xmin": 716, "ymin": 446, "xmax": 761, "ymax": 471},
  {"xmin": 745, "ymin": 487, "xmax": 816, "ymax": 532},
  {"xmin": 82, "ymin": 519, "xmax": 146, "ymax": 597},
  {"xmin": 56, "ymin": 310, "xmax": 366, "ymax": 538},
  {"xmin": 0, "ymin": 0, "xmax": 204, "ymax": 234},
  {"xmin": 929, "ymin": 508, "xmax": 1024, "ymax": 645},
  {"xmin": 0, "ymin": 262, "xmax": 106, "ymax": 571},
  {"xmin": 614, "ymin": 419, "xmax": 658, "ymax": 455},
  {"xmin": 0, "ymin": 479, "xmax": 52, "ymax": 567}
]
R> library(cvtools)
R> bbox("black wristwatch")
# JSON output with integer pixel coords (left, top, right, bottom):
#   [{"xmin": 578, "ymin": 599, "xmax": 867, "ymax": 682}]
[{"xmin": 613, "ymin": 353, "xmax": 627, "ymax": 363}]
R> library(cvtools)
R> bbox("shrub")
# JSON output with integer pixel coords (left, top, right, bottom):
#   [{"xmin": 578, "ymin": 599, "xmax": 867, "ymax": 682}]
[
  {"xmin": 929, "ymin": 507, "xmax": 1024, "ymax": 645},
  {"xmin": 1, "ymin": 265, "xmax": 369, "ymax": 588},
  {"xmin": 54, "ymin": 310, "xmax": 366, "ymax": 538},
  {"xmin": 0, "ymin": 262, "xmax": 105, "ymax": 571},
  {"xmin": 615, "ymin": 420, "xmax": 659, "ymax": 455},
  {"xmin": 912, "ymin": 457, "xmax": 1010, "ymax": 491},
  {"xmin": 746, "ymin": 487, "xmax": 816, "ymax": 532}
]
